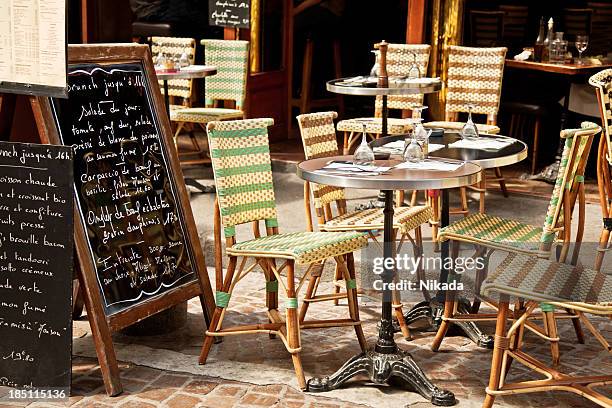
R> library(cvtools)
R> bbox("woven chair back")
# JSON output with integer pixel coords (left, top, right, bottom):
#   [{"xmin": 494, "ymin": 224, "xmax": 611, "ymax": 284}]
[
  {"xmin": 151, "ymin": 37, "xmax": 196, "ymax": 100},
  {"xmin": 540, "ymin": 122, "xmax": 601, "ymax": 246},
  {"xmin": 201, "ymin": 40, "xmax": 249, "ymax": 109},
  {"xmin": 374, "ymin": 44, "xmax": 431, "ymax": 115},
  {"xmin": 589, "ymin": 69, "xmax": 612, "ymax": 165},
  {"xmin": 296, "ymin": 111, "xmax": 346, "ymax": 211},
  {"xmin": 206, "ymin": 118, "xmax": 278, "ymax": 238},
  {"xmin": 445, "ymin": 45, "xmax": 507, "ymax": 117}
]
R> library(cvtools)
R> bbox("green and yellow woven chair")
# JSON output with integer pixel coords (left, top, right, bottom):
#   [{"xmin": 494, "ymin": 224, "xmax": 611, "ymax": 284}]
[
  {"xmin": 199, "ymin": 118, "xmax": 369, "ymax": 390},
  {"xmin": 171, "ymin": 40, "xmax": 249, "ymax": 163},
  {"xmin": 297, "ymin": 111, "xmax": 433, "ymax": 339},
  {"xmin": 424, "ymin": 45, "xmax": 508, "ymax": 217},
  {"xmin": 151, "ymin": 36, "xmax": 196, "ymax": 111},
  {"xmin": 337, "ymin": 44, "xmax": 431, "ymax": 155},
  {"xmin": 589, "ymin": 69, "xmax": 612, "ymax": 272},
  {"xmin": 431, "ymin": 122, "xmax": 602, "ymax": 365},
  {"xmin": 481, "ymin": 253, "xmax": 612, "ymax": 408}
]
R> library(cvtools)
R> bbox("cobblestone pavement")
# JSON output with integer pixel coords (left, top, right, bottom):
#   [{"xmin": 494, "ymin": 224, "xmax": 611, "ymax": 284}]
[{"xmin": 56, "ymin": 268, "xmax": 612, "ymax": 407}]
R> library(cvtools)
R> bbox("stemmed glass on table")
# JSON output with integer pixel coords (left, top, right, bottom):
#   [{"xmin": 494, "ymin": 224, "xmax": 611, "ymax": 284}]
[{"xmin": 575, "ymin": 35, "xmax": 589, "ymax": 65}]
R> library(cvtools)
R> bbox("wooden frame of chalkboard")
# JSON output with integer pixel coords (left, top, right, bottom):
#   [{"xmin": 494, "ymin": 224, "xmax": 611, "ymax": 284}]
[{"xmin": 32, "ymin": 44, "xmax": 215, "ymax": 396}]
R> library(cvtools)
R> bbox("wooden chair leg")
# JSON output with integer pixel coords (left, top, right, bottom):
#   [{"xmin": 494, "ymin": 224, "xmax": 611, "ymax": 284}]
[
  {"xmin": 299, "ymin": 262, "xmax": 323, "ymax": 323},
  {"xmin": 460, "ymin": 187, "xmax": 469, "ymax": 214},
  {"xmin": 432, "ymin": 241, "xmax": 460, "ymax": 351},
  {"xmin": 567, "ymin": 308, "xmax": 585, "ymax": 344},
  {"xmin": 531, "ymin": 118, "xmax": 541, "ymax": 175},
  {"xmin": 414, "ymin": 226, "xmax": 430, "ymax": 302},
  {"xmin": 341, "ymin": 254, "xmax": 368, "ymax": 351},
  {"xmin": 286, "ymin": 260, "xmax": 306, "ymax": 390},
  {"xmin": 343, "ymin": 132, "xmax": 350, "ymax": 155},
  {"xmin": 199, "ymin": 256, "xmax": 238, "ymax": 365},
  {"xmin": 410, "ymin": 190, "xmax": 418, "ymax": 207},
  {"xmin": 483, "ymin": 302, "xmax": 510, "ymax": 408},
  {"xmin": 594, "ymin": 227, "xmax": 610, "ymax": 272},
  {"xmin": 542, "ymin": 309, "xmax": 560, "ymax": 366},
  {"xmin": 494, "ymin": 167, "xmax": 508, "ymax": 198},
  {"xmin": 333, "ymin": 262, "xmax": 342, "ymax": 306},
  {"xmin": 429, "ymin": 190, "xmax": 440, "ymax": 251},
  {"xmin": 479, "ymin": 174, "xmax": 486, "ymax": 214}
]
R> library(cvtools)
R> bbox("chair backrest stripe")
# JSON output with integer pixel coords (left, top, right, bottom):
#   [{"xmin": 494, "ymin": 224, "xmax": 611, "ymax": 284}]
[
  {"xmin": 206, "ymin": 118, "xmax": 277, "ymax": 237},
  {"xmin": 202, "ymin": 40, "xmax": 249, "ymax": 109},
  {"xmin": 296, "ymin": 111, "xmax": 346, "ymax": 211},
  {"xmin": 589, "ymin": 68, "xmax": 612, "ymax": 165},
  {"xmin": 446, "ymin": 45, "xmax": 507, "ymax": 116},
  {"xmin": 540, "ymin": 122, "xmax": 601, "ymax": 245},
  {"xmin": 151, "ymin": 36, "xmax": 196, "ymax": 100},
  {"xmin": 374, "ymin": 44, "xmax": 431, "ymax": 114}
]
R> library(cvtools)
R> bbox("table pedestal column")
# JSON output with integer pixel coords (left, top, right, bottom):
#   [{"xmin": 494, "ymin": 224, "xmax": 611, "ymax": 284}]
[{"xmin": 307, "ymin": 191, "xmax": 456, "ymax": 406}]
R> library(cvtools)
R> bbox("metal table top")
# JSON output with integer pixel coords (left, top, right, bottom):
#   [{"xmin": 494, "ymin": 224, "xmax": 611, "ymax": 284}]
[
  {"xmin": 370, "ymin": 133, "xmax": 528, "ymax": 169},
  {"xmin": 326, "ymin": 77, "xmax": 442, "ymax": 96},
  {"xmin": 155, "ymin": 65, "xmax": 217, "ymax": 80},
  {"xmin": 297, "ymin": 156, "xmax": 482, "ymax": 191}
]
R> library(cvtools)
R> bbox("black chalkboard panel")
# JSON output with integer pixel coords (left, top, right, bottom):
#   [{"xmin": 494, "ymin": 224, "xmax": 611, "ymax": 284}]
[
  {"xmin": 0, "ymin": 142, "xmax": 73, "ymax": 392},
  {"xmin": 50, "ymin": 63, "xmax": 197, "ymax": 316},
  {"xmin": 209, "ymin": 0, "xmax": 250, "ymax": 28}
]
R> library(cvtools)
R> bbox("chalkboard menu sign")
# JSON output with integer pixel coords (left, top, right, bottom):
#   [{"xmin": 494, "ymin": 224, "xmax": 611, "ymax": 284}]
[
  {"xmin": 209, "ymin": 0, "xmax": 250, "ymax": 28},
  {"xmin": 50, "ymin": 63, "xmax": 198, "ymax": 315},
  {"xmin": 0, "ymin": 142, "xmax": 73, "ymax": 392}
]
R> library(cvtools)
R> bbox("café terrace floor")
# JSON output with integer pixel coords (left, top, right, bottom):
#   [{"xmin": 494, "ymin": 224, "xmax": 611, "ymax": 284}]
[{"xmin": 12, "ymin": 143, "xmax": 612, "ymax": 408}]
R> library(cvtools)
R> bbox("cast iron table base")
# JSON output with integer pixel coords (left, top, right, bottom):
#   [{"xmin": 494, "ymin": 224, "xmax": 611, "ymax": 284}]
[{"xmin": 307, "ymin": 187, "xmax": 456, "ymax": 406}]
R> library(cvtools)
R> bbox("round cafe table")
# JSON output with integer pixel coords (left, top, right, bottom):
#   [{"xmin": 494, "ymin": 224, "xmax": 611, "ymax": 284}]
[
  {"xmin": 370, "ymin": 133, "xmax": 527, "ymax": 347},
  {"xmin": 155, "ymin": 65, "xmax": 217, "ymax": 117},
  {"xmin": 297, "ymin": 156, "xmax": 482, "ymax": 405}
]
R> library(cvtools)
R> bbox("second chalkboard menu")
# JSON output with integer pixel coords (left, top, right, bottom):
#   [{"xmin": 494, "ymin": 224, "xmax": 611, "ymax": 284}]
[
  {"xmin": 209, "ymin": 0, "xmax": 250, "ymax": 28},
  {"xmin": 51, "ymin": 63, "xmax": 197, "ymax": 315}
]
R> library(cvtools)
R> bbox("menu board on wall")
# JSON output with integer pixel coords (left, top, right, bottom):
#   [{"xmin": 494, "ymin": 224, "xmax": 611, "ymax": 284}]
[
  {"xmin": 0, "ymin": 142, "xmax": 73, "ymax": 393},
  {"xmin": 0, "ymin": 0, "xmax": 67, "ymax": 97},
  {"xmin": 50, "ymin": 63, "xmax": 198, "ymax": 316},
  {"xmin": 208, "ymin": 0, "xmax": 250, "ymax": 29}
]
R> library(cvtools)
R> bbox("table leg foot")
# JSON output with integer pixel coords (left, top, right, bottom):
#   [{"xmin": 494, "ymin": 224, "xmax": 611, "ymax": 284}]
[
  {"xmin": 400, "ymin": 299, "xmax": 493, "ymax": 349},
  {"xmin": 307, "ymin": 349, "xmax": 456, "ymax": 406},
  {"xmin": 185, "ymin": 178, "xmax": 216, "ymax": 194}
]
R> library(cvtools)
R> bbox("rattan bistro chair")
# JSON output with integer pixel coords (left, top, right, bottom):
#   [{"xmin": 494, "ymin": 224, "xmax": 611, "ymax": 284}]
[
  {"xmin": 425, "ymin": 45, "xmax": 508, "ymax": 216},
  {"xmin": 337, "ymin": 44, "xmax": 431, "ymax": 154},
  {"xmin": 171, "ymin": 40, "xmax": 248, "ymax": 163},
  {"xmin": 481, "ymin": 253, "xmax": 612, "ymax": 408},
  {"xmin": 432, "ymin": 122, "xmax": 602, "ymax": 362},
  {"xmin": 589, "ymin": 69, "xmax": 612, "ymax": 271},
  {"xmin": 297, "ymin": 111, "xmax": 433, "ymax": 339},
  {"xmin": 199, "ymin": 118, "xmax": 369, "ymax": 390},
  {"xmin": 151, "ymin": 37, "xmax": 196, "ymax": 110}
]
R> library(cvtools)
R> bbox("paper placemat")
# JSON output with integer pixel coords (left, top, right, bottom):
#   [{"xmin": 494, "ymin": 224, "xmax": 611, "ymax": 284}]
[
  {"xmin": 448, "ymin": 137, "xmax": 514, "ymax": 151},
  {"xmin": 374, "ymin": 141, "xmax": 445, "ymax": 154},
  {"xmin": 314, "ymin": 161, "xmax": 392, "ymax": 176},
  {"xmin": 394, "ymin": 159, "xmax": 464, "ymax": 171}
]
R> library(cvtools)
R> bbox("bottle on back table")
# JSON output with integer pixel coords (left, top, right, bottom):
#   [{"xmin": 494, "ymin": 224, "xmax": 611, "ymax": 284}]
[{"xmin": 533, "ymin": 17, "xmax": 546, "ymax": 62}]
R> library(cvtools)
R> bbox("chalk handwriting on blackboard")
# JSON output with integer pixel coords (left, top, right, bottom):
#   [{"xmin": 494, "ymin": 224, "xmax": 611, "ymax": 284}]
[
  {"xmin": 51, "ymin": 64, "xmax": 196, "ymax": 315},
  {"xmin": 0, "ymin": 142, "xmax": 73, "ymax": 391},
  {"xmin": 209, "ymin": 0, "xmax": 250, "ymax": 28}
]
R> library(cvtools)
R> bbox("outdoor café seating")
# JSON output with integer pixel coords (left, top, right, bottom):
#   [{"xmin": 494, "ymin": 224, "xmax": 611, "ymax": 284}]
[{"xmin": 2, "ymin": 1, "xmax": 612, "ymax": 407}]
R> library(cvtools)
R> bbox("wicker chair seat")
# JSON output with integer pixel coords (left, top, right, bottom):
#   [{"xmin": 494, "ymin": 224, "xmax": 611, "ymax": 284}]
[
  {"xmin": 227, "ymin": 231, "xmax": 368, "ymax": 265},
  {"xmin": 337, "ymin": 117, "xmax": 412, "ymax": 135},
  {"xmin": 171, "ymin": 107, "xmax": 243, "ymax": 123},
  {"xmin": 482, "ymin": 253, "xmax": 612, "ymax": 313},
  {"xmin": 438, "ymin": 213, "xmax": 545, "ymax": 255},
  {"xmin": 322, "ymin": 205, "xmax": 432, "ymax": 235},
  {"xmin": 424, "ymin": 121, "xmax": 500, "ymax": 134}
]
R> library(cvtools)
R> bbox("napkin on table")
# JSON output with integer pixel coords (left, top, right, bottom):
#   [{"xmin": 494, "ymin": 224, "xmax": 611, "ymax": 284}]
[
  {"xmin": 394, "ymin": 159, "xmax": 464, "ymax": 171},
  {"xmin": 448, "ymin": 137, "xmax": 514, "ymax": 151}
]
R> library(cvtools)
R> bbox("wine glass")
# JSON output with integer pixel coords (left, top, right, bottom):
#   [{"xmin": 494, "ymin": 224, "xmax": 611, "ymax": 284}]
[
  {"xmin": 353, "ymin": 123, "xmax": 375, "ymax": 165},
  {"xmin": 403, "ymin": 136, "xmax": 424, "ymax": 163},
  {"xmin": 370, "ymin": 50, "xmax": 380, "ymax": 78},
  {"xmin": 575, "ymin": 35, "xmax": 589, "ymax": 65},
  {"xmin": 407, "ymin": 53, "xmax": 421, "ymax": 80},
  {"xmin": 460, "ymin": 105, "xmax": 479, "ymax": 140}
]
